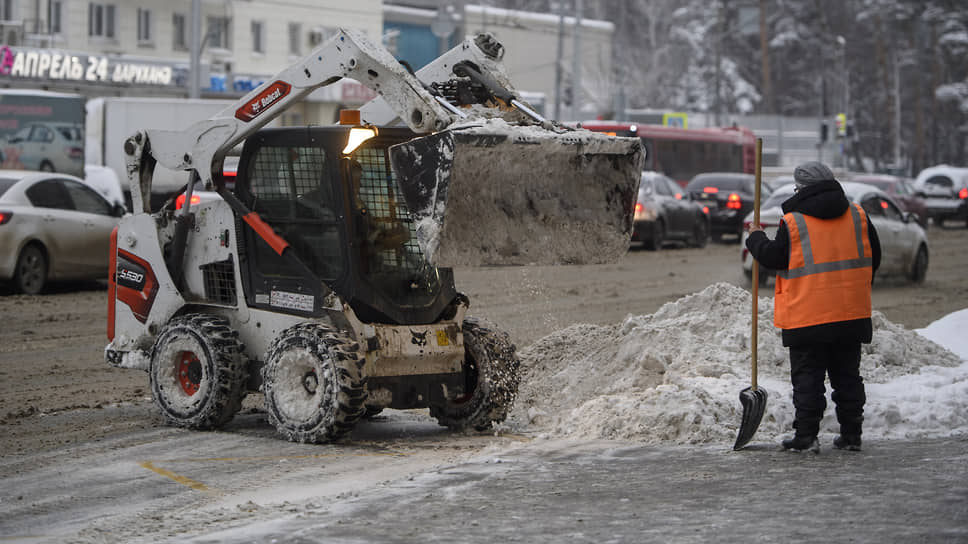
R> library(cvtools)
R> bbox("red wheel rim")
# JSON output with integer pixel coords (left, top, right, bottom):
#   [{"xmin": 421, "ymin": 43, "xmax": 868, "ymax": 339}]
[{"xmin": 178, "ymin": 351, "xmax": 202, "ymax": 396}]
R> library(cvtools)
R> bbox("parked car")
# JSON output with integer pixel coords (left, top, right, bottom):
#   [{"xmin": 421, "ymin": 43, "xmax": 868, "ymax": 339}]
[
  {"xmin": 83, "ymin": 164, "xmax": 126, "ymax": 210},
  {"xmin": 767, "ymin": 175, "xmax": 795, "ymax": 191},
  {"xmin": 632, "ymin": 171, "xmax": 710, "ymax": 250},
  {"xmin": 912, "ymin": 165, "xmax": 968, "ymax": 228},
  {"xmin": 3, "ymin": 122, "xmax": 85, "ymax": 173},
  {"xmin": 0, "ymin": 170, "xmax": 124, "ymax": 294},
  {"xmin": 740, "ymin": 182, "xmax": 929, "ymax": 285},
  {"xmin": 686, "ymin": 172, "xmax": 771, "ymax": 243},
  {"xmin": 850, "ymin": 173, "xmax": 927, "ymax": 227}
]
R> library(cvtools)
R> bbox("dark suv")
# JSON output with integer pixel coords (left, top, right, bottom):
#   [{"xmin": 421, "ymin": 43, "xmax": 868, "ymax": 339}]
[{"xmin": 686, "ymin": 172, "xmax": 767, "ymax": 243}]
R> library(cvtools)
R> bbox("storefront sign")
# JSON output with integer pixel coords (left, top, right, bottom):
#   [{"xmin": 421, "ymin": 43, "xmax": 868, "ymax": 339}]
[{"xmin": 0, "ymin": 45, "xmax": 175, "ymax": 86}]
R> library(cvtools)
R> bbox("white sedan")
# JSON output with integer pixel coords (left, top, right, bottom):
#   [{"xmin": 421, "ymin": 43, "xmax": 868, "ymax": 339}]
[
  {"xmin": 0, "ymin": 170, "xmax": 125, "ymax": 294},
  {"xmin": 741, "ymin": 181, "xmax": 929, "ymax": 285}
]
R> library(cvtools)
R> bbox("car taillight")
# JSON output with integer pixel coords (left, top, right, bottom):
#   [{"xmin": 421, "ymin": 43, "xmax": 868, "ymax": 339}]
[
  {"xmin": 175, "ymin": 194, "xmax": 202, "ymax": 210},
  {"xmin": 223, "ymin": 170, "xmax": 237, "ymax": 178},
  {"xmin": 674, "ymin": 192, "xmax": 682, "ymax": 200},
  {"xmin": 960, "ymin": 187, "xmax": 967, "ymax": 199},
  {"xmin": 66, "ymin": 146, "xmax": 84, "ymax": 159},
  {"xmin": 703, "ymin": 187, "xmax": 719, "ymax": 193},
  {"xmin": 635, "ymin": 202, "xmax": 643, "ymax": 213},
  {"xmin": 0, "ymin": 210, "xmax": 11, "ymax": 225},
  {"xmin": 726, "ymin": 193, "xmax": 742, "ymax": 209},
  {"xmin": 702, "ymin": 206, "xmax": 709, "ymax": 214}
]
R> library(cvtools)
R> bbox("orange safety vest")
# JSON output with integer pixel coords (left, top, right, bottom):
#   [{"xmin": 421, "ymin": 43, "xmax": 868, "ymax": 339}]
[{"xmin": 774, "ymin": 203, "xmax": 873, "ymax": 330}]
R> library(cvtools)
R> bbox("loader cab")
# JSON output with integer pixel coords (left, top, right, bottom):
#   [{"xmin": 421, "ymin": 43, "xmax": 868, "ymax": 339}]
[{"xmin": 234, "ymin": 126, "xmax": 458, "ymax": 325}]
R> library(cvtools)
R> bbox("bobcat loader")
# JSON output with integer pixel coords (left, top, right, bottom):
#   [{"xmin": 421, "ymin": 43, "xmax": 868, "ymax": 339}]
[{"xmin": 105, "ymin": 29, "xmax": 643, "ymax": 442}]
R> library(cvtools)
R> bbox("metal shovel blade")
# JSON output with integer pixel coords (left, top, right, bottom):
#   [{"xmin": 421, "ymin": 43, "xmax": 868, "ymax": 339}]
[
  {"xmin": 733, "ymin": 386, "xmax": 768, "ymax": 450},
  {"xmin": 389, "ymin": 122, "xmax": 644, "ymax": 266}
]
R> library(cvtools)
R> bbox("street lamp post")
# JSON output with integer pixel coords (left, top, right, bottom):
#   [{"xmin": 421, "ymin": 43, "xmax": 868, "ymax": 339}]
[{"xmin": 836, "ymin": 35, "xmax": 848, "ymax": 169}]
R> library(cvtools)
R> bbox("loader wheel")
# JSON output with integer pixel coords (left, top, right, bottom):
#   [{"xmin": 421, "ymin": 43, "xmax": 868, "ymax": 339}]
[
  {"xmin": 430, "ymin": 318, "xmax": 520, "ymax": 431},
  {"xmin": 262, "ymin": 324, "xmax": 367, "ymax": 443},
  {"xmin": 149, "ymin": 314, "xmax": 247, "ymax": 430}
]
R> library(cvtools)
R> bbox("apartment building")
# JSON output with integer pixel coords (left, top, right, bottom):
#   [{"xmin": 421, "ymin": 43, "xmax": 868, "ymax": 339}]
[{"xmin": 0, "ymin": 0, "xmax": 382, "ymax": 123}]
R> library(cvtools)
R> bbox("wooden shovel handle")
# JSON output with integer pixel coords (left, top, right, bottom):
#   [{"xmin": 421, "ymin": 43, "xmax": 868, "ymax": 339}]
[{"xmin": 751, "ymin": 138, "xmax": 762, "ymax": 390}]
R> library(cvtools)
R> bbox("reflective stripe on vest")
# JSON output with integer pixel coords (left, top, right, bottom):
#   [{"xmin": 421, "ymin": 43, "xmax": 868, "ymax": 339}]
[
  {"xmin": 773, "ymin": 202, "xmax": 873, "ymax": 330},
  {"xmin": 777, "ymin": 204, "xmax": 873, "ymax": 279}
]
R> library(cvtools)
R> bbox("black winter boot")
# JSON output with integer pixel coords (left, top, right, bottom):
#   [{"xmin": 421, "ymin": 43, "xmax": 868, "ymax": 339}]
[
  {"xmin": 782, "ymin": 435, "xmax": 820, "ymax": 453},
  {"xmin": 833, "ymin": 434, "xmax": 862, "ymax": 451}
]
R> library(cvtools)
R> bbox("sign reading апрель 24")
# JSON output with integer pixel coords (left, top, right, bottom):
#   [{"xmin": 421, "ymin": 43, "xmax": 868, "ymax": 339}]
[{"xmin": 0, "ymin": 45, "xmax": 175, "ymax": 86}]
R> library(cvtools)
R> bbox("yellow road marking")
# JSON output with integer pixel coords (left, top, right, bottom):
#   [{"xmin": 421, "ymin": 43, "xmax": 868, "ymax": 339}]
[
  {"xmin": 171, "ymin": 451, "xmax": 406, "ymax": 463},
  {"xmin": 138, "ymin": 461, "xmax": 218, "ymax": 494}
]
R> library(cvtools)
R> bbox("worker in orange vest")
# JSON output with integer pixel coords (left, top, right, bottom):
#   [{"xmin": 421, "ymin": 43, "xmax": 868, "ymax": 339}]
[{"xmin": 746, "ymin": 161, "xmax": 880, "ymax": 453}]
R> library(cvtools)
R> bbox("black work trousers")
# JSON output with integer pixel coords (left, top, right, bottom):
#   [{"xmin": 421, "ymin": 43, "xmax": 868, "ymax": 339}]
[{"xmin": 788, "ymin": 342, "xmax": 866, "ymax": 438}]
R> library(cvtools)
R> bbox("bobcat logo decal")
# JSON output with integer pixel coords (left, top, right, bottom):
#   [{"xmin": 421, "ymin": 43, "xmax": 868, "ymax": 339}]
[{"xmin": 410, "ymin": 330, "xmax": 428, "ymax": 347}]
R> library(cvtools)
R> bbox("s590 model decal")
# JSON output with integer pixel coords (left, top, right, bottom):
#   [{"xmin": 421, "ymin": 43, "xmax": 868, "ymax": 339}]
[
  {"xmin": 116, "ymin": 251, "xmax": 158, "ymax": 323},
  {"xmin": 235, "ymin": 81, "xmax": 292, "ymax": 122},
  {"xmin": 116, "ymin": 259, "xmax": 147, "ymax": 290}
]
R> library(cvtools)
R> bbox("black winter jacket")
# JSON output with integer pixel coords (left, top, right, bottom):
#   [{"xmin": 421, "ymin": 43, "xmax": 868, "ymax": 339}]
[{"xmin": 745, "ymin": 180, "xmax": 881, "ymax": 347}]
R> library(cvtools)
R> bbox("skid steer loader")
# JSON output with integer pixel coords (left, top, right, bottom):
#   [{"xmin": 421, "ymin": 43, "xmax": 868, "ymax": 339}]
[{"xmin": 105, "ymin": 29, "xmax": 643, "ymax": 442}]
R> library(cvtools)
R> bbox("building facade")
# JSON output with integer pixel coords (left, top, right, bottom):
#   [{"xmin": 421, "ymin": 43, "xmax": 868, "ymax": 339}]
[
  {"xmin": 383, "ymin": 2, "xmax": 615, "ymax": 121},
  {"xmin": 0, "ymin": 0, "xmax": 383, "ymax": 124},
  {"xmin": 0, "ymin": 1, "xmax": 615, "ymax": 123}
]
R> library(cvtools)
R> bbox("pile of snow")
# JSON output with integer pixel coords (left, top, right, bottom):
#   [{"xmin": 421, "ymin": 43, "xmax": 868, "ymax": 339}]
[{"xmin": 506, "ymin": 282, "xmax": 968, "ymax": 444}]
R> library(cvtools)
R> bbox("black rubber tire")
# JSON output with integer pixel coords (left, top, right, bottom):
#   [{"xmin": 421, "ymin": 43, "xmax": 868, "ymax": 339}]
[
  {"xmin": 909, "ymin": 244, "xmax": 928, "ymax": 284},
  {"xmin": 690, "ymin": 218, "xmax": 709, "ymax": 248},
  {"xmin": 262, "ymin": 323, "xmax": 367, "ymax": 443},
  {"xmin": 14, "ymin": 244, "xmax": 47, "ymax": 295},
  {"xmin": 643, "ymin": 220, "xmax": 664, "ymax": 251},
  {"xmin": 430, "ymin": 318, "xmax": 520, "ymax": 431},
  {"xmin": 39, "ymin": 161, "xmax": 54, "ymax": 172},
  {"xmin": 149, "ymin": 314, "xmax": 247, "ymax": 430}
]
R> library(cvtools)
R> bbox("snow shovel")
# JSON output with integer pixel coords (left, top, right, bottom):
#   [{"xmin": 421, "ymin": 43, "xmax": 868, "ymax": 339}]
[{"xmin": 733, "ymin": 137, "xmax": 768, "ymax": 451}]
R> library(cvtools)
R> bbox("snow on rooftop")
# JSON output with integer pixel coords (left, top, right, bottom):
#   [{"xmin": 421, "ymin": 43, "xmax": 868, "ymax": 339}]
[
  {"xmin": 506, "ymin": 282, "xmax": 968, "ymax": 445},
  {"xmin": 465, "ymin": 4, "xmax": 615, "ymax": 32}
]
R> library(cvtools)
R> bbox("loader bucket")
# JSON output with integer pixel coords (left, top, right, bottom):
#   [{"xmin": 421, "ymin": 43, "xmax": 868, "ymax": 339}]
[{"xmin": 389, "ymin": 121, "xmax": 645, "ymax": 266}]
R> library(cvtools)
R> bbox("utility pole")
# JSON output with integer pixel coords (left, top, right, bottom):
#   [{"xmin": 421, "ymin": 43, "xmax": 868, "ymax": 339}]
[
  {"xmin": 894, "ymin": 50, "xmax": 902, "ymax": 168},
  {"xmin": 758, "ymin": 0, "xmax": 773, "ymax": 114},
  {"xmin": 554, "ymin": 2, "xmax": 565, "ymax": 121},
  {"xmin": 189, "ymin": 0, "xmax": 202, "ymax": 99},
  {"xmin": 714, "ymin": 4, "xmax": 723, "ymax": 126},
  {"xmin": 571, "ymin": 0, "xmax": 582, "ymax": 121}
]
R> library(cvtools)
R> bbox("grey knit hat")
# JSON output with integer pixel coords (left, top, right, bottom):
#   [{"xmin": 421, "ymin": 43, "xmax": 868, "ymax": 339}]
[{"xmin": 794, "ymin": 161, "xmax": 836, "ymax": 189}]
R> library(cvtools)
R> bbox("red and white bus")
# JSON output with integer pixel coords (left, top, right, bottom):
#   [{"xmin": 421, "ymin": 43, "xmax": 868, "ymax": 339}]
[{"xmin": 581, "ymin": 121, "xmax": 757, "ymax": 187}]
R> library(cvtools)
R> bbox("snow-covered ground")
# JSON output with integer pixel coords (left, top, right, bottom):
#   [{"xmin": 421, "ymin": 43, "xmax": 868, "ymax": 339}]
[{"xmin": 506, "ymin": 282, "xmax": 968, "ymax": 444}]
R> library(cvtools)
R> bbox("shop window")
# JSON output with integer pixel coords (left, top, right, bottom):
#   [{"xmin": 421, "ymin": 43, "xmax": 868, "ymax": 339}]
[
  {"xmin": 288, "ymin": 23, "xmax": 301, "ymax": 56},
  {"xmin": 172, "ymin": 13, "xmax": 187, "ymax": 50},
  {"xmin": 207, "ymin": 16, "xmax": 230, "ymax": 50},
  {"xmin": 137, "ymin": 8, "xmax": 152, "ymax": 44},
  {"xmin": 251, "ymin": 20, "xmax": 264, "ymax": 54},
  {"xmin": 88, "ymin": 3, "xmax": 116, "ymax": 40}
]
